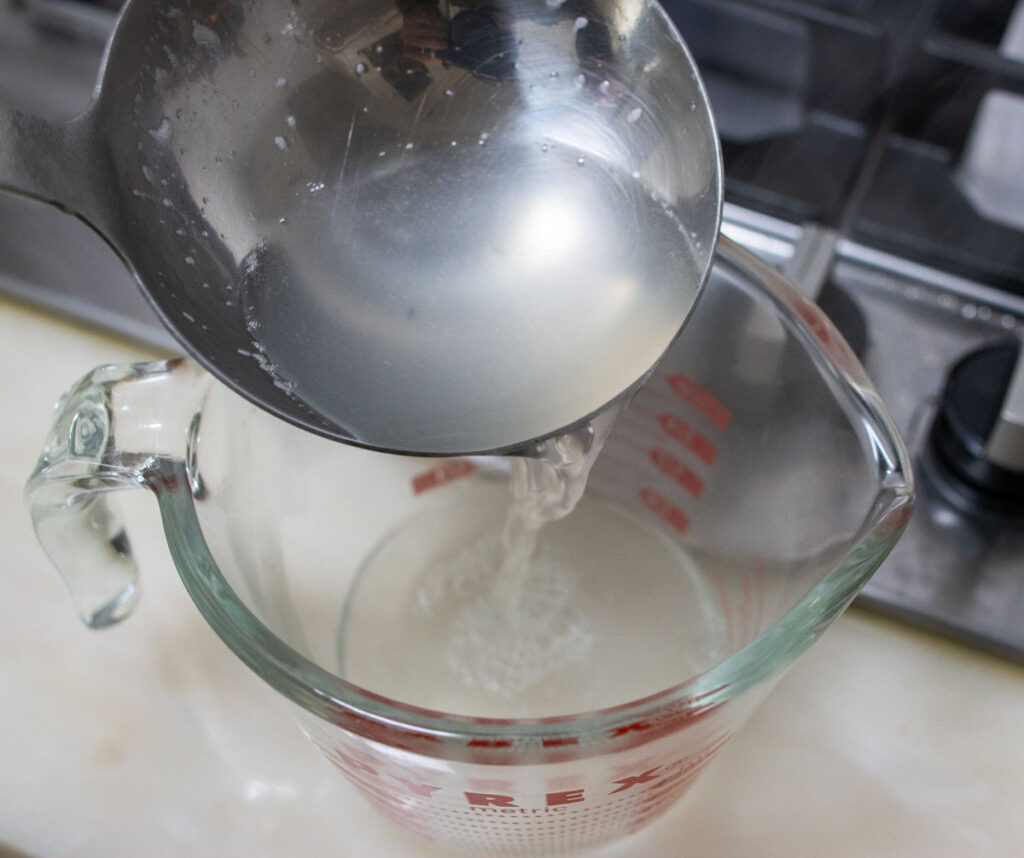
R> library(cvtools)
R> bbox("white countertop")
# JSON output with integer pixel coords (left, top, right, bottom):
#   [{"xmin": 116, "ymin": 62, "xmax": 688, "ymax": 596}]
[{"xmin": 2, "ymin": 294, "xmax": 1023, "ymax": 858}]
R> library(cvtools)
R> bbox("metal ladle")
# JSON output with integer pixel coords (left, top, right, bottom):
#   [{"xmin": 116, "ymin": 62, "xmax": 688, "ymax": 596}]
[{"xmin": 0, "ymin": 0, "xmax": 721, "ymax": 455}]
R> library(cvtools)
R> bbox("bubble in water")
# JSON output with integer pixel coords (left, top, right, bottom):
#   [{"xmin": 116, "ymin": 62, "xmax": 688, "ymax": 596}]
[
  {"xmin": 184, "ymin": 255, "xmax": 195, "ymax": 265},
  {"xmin": 355, "ymin": 62, "xmax": 367, "ymax": 75},
  {"xmin": 451, "ymin": 140, "xmax": 458, "ymax": 147},
  {"xmin": 425, "ymin": 535, "xmax": 594, "ymax": 697},
  {"xmin": 577, "ymin": 156, "xmax": 585, "ymax": 166},
  {"xmin": 478, "ymin": 132, "xmax": 489, "ymax": 146},
  {"xmin": 307, "ymin": 181, "xmax": 325, "ymax": 192},
  {"xmin": 445, "ymin": 89, "xmax": 454, "ymax": 96},
  {"xmin": 286, "ymin": 115, "xmax": 296, "ymax": 127},
  {"xmin": 574, "ymin": 16, "xmax": 588, "ymax": 29},
  {"xmin": 379, "ymin": 150, "xmax": 386, "ymax": 157},
  {"xmin": 627, "ymin": 107, "xmax": 642, "ymax": 123},
  {"xmin": 405, "ymin": 142, "xmax": 414, "ymax": 150},
  {"xmin": 599, "ymin": 80, "xmax": 611, "ymax": 94},
  {"xmin": 274, "ymin": 135, "xmax": 289, "ymax": 150}
]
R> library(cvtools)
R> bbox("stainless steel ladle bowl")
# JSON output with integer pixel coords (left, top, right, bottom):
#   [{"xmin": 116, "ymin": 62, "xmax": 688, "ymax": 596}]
[{"xmin": 0, "ymin": 0, "xmax": 721, "ymax": 455}]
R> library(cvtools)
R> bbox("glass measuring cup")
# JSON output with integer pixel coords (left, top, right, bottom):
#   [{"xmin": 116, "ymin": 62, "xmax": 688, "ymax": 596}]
[{"xmin": 25, "ymin": 237, "xmax": 913, "ymax": 854}]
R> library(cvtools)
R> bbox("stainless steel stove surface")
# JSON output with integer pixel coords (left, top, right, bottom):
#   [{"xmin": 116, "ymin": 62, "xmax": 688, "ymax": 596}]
[{"xmin": 2, "ymin": 0, "xmax": 1024, "ymax": 660}]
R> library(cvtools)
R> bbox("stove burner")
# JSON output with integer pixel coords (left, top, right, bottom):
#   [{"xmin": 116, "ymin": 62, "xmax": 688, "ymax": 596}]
[{"xmin": 929, "ymin": 341, "xmax": 1024, "ymax": 518}]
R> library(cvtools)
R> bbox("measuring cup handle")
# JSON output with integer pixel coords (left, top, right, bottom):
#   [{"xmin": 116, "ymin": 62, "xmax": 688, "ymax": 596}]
[
  {"xmin": 25, "ymin": 360, "xmax": 209, "ymax": 628},
  {"xmin": 0, "ymin": 107, "xmax": 107, "ymax": 228}
]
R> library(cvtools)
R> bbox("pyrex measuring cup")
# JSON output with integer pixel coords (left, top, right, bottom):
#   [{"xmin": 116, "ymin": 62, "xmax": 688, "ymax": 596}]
[
  {"xmin": 26, "ymin": 238, "xmax": 913, "ymax": 854},
  {"xmin": 0, "ymin": 0, "xmax": 721, "ymax": 456}
]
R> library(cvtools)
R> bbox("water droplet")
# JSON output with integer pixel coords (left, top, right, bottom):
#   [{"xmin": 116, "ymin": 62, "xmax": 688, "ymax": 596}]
[
  {"xmin": 286, "ymin": 115, "xmax": 296, "ymax": 127},
  {"xmin": 574, "ymin": 16, "xmax": 588, "ymax": 29},
  {"xmin": 379, "ymin": 150, "xmax": 387, "ymax": 157},
  {"xmin": 445, "ymin": 89, "xmax": 454, "ymax": 96},
  {"xmin": 162, "ymin": 198, "xmax": 174, "ymax": 208},
  {"xmin": 451, "ymin": 140, "xmax": 458, "ymax": 147},
  {"xmin": 577, "ymin": 156, "xmax": 585, "ymax": 166},
  {"xmin": 307, "ymin": 181, "xmax": 325, "ymax": 193},
  {"xmin": 599, "ymin": 80, "xmax": 611, "ymax": 94},
  {"xmin": 375, "ymin": 44, "xmax": 383, "ymax": 53},
  {"xmin": 355, "ymin": 62, "xmax": 367, "ymax": 76},
  {"xmin": 149, "ymin": 118, "xmax": 172, "ymax": 142},
  {"xmin": 549, "ymin": 70, "xmax": 559, "ymax": 78},
  {"xmin": 478, "ymin": 132, "xmax": 490, "ymax": 146},
  {"xmin": 405, "ymin": 142, "xmax": 414, "ymax": 150},
  {"xmin": 540, "ymin": 143, "xmax": 549, "ymax": 152},
  {"xmin": 362, "ymin": 106, "xmax": 370, "ymax": 113},
  {"xmin": 274, "ymin": 136, "xmax": 289, "ymax": 150},
  {"xmin": 278, "ymin": 216, "xmax": 287, "ymax": 224},
  {"xmin": 627, "ymin": 107, "xmax": 642, "ymax": 123},
  {"xmin": 184, "ymin": 255, "xmax": 195, "ymax": 265},
  {"xmin": 276, "ymin": 77, "xmax": 288, "ymax": 87}
]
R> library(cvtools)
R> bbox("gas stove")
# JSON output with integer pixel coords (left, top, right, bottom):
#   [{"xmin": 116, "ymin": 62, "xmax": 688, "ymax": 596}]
[{"xmin": 2, "ymin": 0, "xmax": 1024, "ymax": 661}]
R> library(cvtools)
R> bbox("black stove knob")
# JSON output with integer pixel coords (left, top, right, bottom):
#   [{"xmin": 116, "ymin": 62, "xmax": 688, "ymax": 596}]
[{"xmin": 929, "ymin": 341, "xmax": 1024, "ymax": 517}]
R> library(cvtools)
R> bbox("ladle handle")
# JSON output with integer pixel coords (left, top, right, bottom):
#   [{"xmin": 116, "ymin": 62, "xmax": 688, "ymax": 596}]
[
  {"xmin": 25, "ymin": 361, "xmax": 208, "ymax": 628},
  {"xmin": 0, "ymin": 107, "xmax": 105, "ymax": 226}
]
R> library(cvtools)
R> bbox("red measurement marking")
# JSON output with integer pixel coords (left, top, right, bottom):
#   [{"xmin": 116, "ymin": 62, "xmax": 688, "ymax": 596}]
[
  {"xmin": 665, "ymin": 374, "xmax": 731, "ymax": 430},
  {"xmin": 648, "ymin": 448, "xmax": 703, "ymax": 498},
  {"xmin": 467, "ymin": 738, "xmax": 513, "ymax": 749},
  {"xmin": 541, "ymin": 737, "xmax": 579, "ymax": 747},
  {"xmin": 639, "ymin": 488, "xmax": 689, "ymax": 534},
  {"xmin": 656, "ymin": 413, "xmax": 716, "ymax": 466},
  {"xmin": 412, "ymin": 459, "xmax": 475, "ymax": 495}
]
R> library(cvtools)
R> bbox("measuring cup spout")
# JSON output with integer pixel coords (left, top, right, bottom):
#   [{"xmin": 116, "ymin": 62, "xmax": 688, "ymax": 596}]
[{"xmin": 25, "ymin": 361, "xmax": 211, "ymax": 628}]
